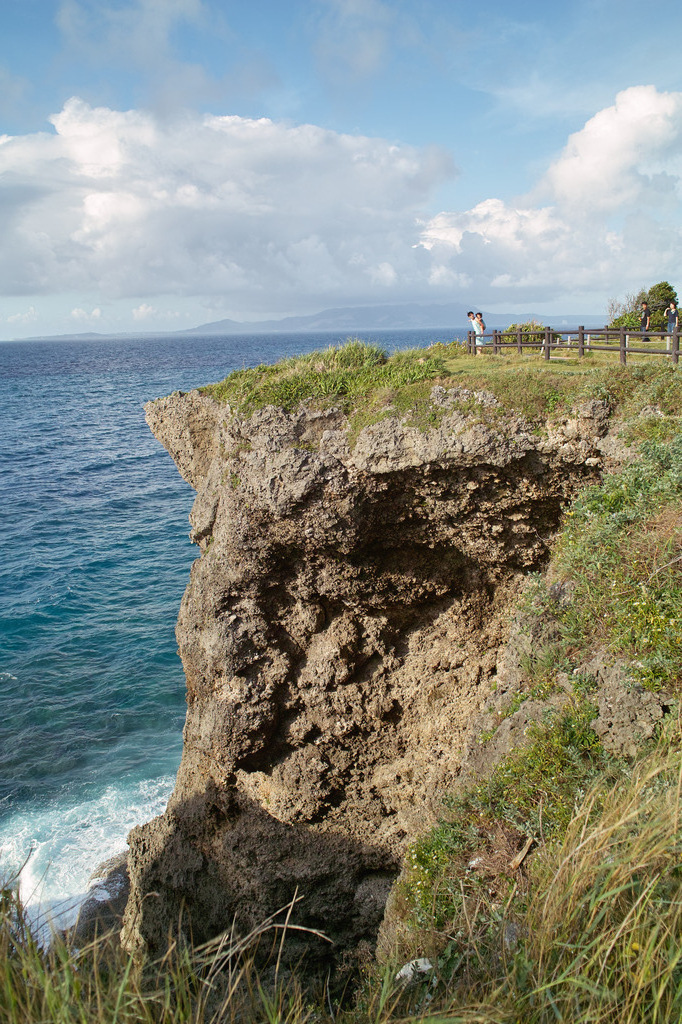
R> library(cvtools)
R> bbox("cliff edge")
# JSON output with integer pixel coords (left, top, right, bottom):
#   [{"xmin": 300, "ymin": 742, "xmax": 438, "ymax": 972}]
[{"xmin": 121, "ymin": 385, "xmax": 614, "ymax": 964}]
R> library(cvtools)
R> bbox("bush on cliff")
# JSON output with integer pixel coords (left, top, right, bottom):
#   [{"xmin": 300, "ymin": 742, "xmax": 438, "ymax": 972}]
[
  {"xmin": 551, "ymin": 431, "xmax": 682, "ymax": 690},
  {"xmin": 201, "ymin": 339, "xmax": 453, "ymax": 412},
  {"xmin": 500, "ymin": 320, "xmax": 563, "ymax": 345}
]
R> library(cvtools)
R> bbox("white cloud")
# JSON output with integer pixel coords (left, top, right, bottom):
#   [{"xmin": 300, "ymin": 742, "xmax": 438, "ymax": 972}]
[
  {"xmin": 418, "ymin": 86, "xmax": 682, "ymax": 306},
  {"xmin": 369, "ymin": 261, "xmax": 398, "ymax": 286},
  {"xmin": 7, "ymin": 306, "xmax": 39, "ymax": 323},
  {"xmin": 542, "ymin": 85, "xmax": 682, "ymax": 212},
  {"xmin": 2, "ymin": 86, "xmax": 682, "ymax": 322},
  {"xmin": 0, "ymin": 97, "xmax": 453, "ymax": 312},
  {"xmin": 132, "ymin": 303, "xmax": 157, "ymax": 319},
  {"xmin": 421, "ymin": 199, "xmax": 567, "ymax": 254},
  {"xmin": 70, "ymin": 306, "xmax": 101, "ymax": 320}
]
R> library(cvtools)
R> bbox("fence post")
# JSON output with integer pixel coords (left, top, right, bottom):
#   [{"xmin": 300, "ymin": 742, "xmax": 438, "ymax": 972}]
[
  {"xmin": 544, "ymin": 327, "xmax": 550, "ymax": 361},
  {"xmin": 467, "ymin": 330, "xmax": 472, "ymax": 354},
  {"xmin": 493, "ymin": 329, "xmax": 499, "ymax": 354},
  {"xmin": 517, "ymin": 327, "xmax": 522, "ymax": 354},
  {"xmin": 578, "ymin": 326, "xmax": 584, "ymax": 358},
  {"xmin": 619, "ymin": 326, "xmax": 627, "ymax": 366},
  {"xmin": 673, "ymin": 327, "xmax": 679, "ymax": 366}
]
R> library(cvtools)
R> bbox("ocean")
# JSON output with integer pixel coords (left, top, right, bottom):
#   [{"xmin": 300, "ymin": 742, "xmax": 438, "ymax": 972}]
[{"xmin": 0, "ymin": 327, "xmax": 461, "ymax": 930}]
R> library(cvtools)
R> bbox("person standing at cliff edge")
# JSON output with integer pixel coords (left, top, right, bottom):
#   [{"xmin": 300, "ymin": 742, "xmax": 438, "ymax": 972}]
[
  {"xmin": 665, "ymin": 300, "xmax": 678, "ymax": 350},
  {"xmin": 468, "ymin": 310, "xmax": 484, "ymax": 353},
  {"xmin": 640, "ymin": 300, "xmax": 651, "ymax": 343}
]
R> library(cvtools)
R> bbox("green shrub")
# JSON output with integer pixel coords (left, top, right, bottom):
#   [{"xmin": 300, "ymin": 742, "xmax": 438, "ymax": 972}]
[
  {"xmin": 609, "ymin": 310, "xmax": 642, "ymax": 330},
  {"xmin": 201, "ymin": 340, "xmax": 449, "ymax": 412},
  {"xmin": 608, "ymin": 280, "xmax": 678, "ymax": 330},
  {"xmin": 553, "ymin": 430, "xmax": 682, "ymax": 689},
  {"xmin": 501, "ymin": 321, "xmax": 562, "ymax": 345}
]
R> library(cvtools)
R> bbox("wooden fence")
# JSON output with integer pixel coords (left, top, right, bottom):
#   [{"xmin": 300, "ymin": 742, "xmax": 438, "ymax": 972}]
[{"xmin": 467, "ymin": 326, "xmax": 680, "ymax": 365}]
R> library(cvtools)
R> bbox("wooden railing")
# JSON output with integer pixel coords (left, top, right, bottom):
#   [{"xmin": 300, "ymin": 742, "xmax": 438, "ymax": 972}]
[{"xmin": 466, "ymin": 326, "xmax": 680, "ymax": 365}]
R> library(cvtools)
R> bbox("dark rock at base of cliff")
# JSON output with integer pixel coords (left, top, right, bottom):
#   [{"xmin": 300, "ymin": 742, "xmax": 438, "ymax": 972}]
[{"xmin": 70, "ymin": 853, "xmax": 130, "ymax": 945}]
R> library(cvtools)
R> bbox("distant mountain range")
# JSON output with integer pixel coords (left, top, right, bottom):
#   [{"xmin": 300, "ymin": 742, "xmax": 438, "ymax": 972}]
[
  {"xmin": 14, "ymin": 302, "xmax": 603, "ymax": 343},
  {"xmin": 182, "ymin": 303, "xmax": 601, "ymax": 334}
]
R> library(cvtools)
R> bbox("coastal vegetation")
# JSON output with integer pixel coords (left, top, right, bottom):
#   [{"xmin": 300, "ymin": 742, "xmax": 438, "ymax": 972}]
[
  {"xmin": 498, "ymin": 320, "xmax": 563, "ymax": 346},
  {"xmin": 200, "ymin": 339, "xmax": 446, "ymax": 412},
  {"xmin": 381, "ymin": 418, "xmax": 682, "ymax": 1020},
  {"xmin": 608, "ymin": 279, "xmax": 678, "ymax": 331},
  {"xmin": 201, "ymin": 336, "xmax": 682, "ymax": 426},
  {"xmin": 4, "ymin": 341, "xmax": 682, "ymax": 1022}
]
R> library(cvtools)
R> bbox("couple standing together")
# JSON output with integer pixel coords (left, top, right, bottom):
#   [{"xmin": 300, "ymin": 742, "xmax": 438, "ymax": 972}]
[
  {"xmin": 468, "ymin": 310, "xmax": 487, "ymax": 347},
  {"xmin": 640, "ymin": 300, "xmax": 678, "ymax": 341}
]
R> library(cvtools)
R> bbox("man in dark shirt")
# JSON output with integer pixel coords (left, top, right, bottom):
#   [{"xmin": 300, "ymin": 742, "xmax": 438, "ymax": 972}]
[{"xmin": 640, "ymin": 301, "xmax": 650, "ymax": 342}]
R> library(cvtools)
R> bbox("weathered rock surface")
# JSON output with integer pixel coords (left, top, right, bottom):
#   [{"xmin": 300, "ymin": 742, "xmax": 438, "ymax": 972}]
[
  {"xmin": 458, "ymin": 612, "xmax": 674, "ymax": 784},
  {"xmin": 71, "ymin": 853, "xmax": 130, "ymax": 944},
  {"xmin": 122, "ymin": 387, "xmax": 616, "ymax": 964}
]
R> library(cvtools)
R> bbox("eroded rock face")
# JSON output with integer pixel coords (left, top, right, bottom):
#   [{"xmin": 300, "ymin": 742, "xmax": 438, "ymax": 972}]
[{"xmin": 122, "ymin": 388, "xmax": 612, "ymax": 962}]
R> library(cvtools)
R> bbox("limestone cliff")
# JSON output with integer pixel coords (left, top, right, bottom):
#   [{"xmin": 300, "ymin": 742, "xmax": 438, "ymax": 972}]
[{"xmin": 121, "ymin": 386, "xmax": 615, "ymax": 963}]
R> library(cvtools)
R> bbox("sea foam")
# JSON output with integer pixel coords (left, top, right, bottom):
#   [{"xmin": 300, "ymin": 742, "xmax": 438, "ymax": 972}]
[{"xmin": 0, "ymin": 774, "xmax": 174, "ymax": 938}]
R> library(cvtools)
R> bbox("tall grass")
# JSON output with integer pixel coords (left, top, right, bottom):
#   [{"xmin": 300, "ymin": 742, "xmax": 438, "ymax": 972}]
[
  {"xmin": 515, "ymin": 751, "xmax": 682, "ymax": 1023},
  {"xmin": 201, "ymin": 340, "xmax": 449, "ymax": 412},
  {"xmin": 0, "ymin": 885, "xmax": 317, "ymax": 1024},
  {"xmin": 364, "ymin": 748, "xmax": 682, "ymax": 1024}
]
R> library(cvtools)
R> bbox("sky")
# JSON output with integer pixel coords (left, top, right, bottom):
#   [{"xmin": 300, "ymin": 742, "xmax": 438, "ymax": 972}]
[{"xmin": 1, "ymin": 0, "xmax": 682, "ymax": 339}]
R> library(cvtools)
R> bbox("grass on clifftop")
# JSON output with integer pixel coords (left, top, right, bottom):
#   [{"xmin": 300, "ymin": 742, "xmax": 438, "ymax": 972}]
[
  {"xmin": 199, "ymin": 338, "xmax": 682, "ymax": 432},
  {"xmin": 200, "ymin": 339, "xmax": 447, "ymax": 412}
]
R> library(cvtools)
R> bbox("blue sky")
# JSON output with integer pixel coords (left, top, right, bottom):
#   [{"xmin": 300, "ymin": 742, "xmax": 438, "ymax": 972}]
[{"xmin": 1, "ymin": 0, "xmax": 682, "ymax": 338}]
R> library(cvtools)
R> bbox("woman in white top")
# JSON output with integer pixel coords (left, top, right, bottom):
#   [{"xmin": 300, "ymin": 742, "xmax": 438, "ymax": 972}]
[{"xmin": 468, "ymin": 310, "xmax": 483, "ymax": 352}]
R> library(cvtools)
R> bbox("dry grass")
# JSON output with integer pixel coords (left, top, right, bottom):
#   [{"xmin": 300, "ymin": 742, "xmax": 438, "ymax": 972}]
[
  {"xmin": 0, "ymin": 889, "xmax": 321, "ymax": 1024},
  {"xmin": 355, "ymin": 744, "xmax": 682, "ymax": 1024}
]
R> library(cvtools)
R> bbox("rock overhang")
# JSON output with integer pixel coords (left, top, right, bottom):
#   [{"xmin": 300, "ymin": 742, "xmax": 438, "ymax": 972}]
[{"xmin": 122, "ymin": 386, "xmax": 615, "ymax": 964}]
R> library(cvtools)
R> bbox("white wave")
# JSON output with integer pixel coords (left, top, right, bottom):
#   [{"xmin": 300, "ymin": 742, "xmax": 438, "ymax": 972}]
[{"xmin": 0, "ymin": 774, "xmax": 175, "ymax": 940}]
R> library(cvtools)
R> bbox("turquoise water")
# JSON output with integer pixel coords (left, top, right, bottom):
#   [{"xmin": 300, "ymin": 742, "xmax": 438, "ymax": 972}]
[{"xmin": 0, "ymin": 328, "xmax": 460, "ymax": 924}]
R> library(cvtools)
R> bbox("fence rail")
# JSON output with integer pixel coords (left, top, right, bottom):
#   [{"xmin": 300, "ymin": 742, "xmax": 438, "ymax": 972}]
[{"xmin": 467, "ymin": 326, "xmax": 680, "ymax": 365}]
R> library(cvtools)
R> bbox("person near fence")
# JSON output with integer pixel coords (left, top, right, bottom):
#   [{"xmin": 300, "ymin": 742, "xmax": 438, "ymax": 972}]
[
  {"xmin": 665, "ymin": 300, "xmax": 678, "ymax": 334},
  {"xmin": 468, "ymin": 310, "xmax": 488, "ymax": 352},
  {"xmin": 468, "ymin": 310, "xmax": 482, "ymax": 351},
  {"xmin": 640, "ymin": 301, "xmax": 651, "ymax": 342}
]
